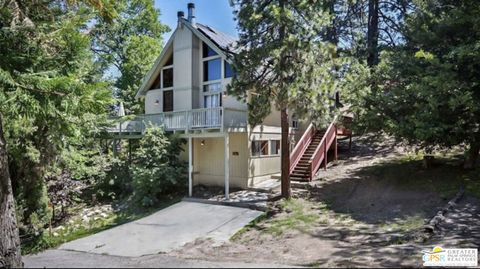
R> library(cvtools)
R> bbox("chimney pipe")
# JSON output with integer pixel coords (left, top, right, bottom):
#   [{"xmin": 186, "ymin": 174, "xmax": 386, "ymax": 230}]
[
  {"xmin": 177, "ymin": 11, "xmax": 184, "ymax": 28},
  {"xmin": 187, "ymin": 3, "xmax": 196, "ymax": 26},
  {"xmin": 177, "ymin": 11, "xmax": 185, "ymax": 20}
]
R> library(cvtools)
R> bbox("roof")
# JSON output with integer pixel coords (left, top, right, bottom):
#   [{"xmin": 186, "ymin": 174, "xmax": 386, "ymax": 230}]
[
  {"xmin": 135, "ymin": 20, "xmax": 238, "ymax": 99},
  {"xmin": 196, "ymin": 23, "xmax": 238, "ymax": 54}
]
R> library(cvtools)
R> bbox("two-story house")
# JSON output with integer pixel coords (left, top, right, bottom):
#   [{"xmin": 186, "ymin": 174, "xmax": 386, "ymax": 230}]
[{"xmin": 113, "ymin": 3, "xmax": 341, "ymax": 199}]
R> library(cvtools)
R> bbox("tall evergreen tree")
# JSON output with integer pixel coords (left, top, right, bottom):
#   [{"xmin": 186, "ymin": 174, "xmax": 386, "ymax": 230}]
[
  {"xmin": 370, "ymin": 0, "xmax": 480, "ymax": 168},
  {"xmin": 91, "ymin": 0, "xmax": 169, "ymax": 114},
  {"xmin": 229, "ymin": 0, "xmax": 338, "ymax": 198},
  {"xmin": 0, "ymin": 0, "xmax": 113, "ymax": 259}
]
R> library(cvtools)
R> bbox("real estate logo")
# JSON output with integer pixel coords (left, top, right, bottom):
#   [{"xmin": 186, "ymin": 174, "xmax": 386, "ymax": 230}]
[{"xmin": 422, "ymin": 246, "xmax": 478, "ymax": 267}]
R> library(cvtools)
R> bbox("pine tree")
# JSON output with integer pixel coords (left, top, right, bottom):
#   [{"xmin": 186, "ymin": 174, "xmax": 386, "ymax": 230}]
[
  {"xmin": 371, "ymin": 0, "xmax": 480, "ymax": 168},
  {"xmin": 229, "ymin": 0, "xmax": 338, "ymax": 198},
  {"xmin": 0, "ymin": 0, "xmax": 114, "ymax": 254}
]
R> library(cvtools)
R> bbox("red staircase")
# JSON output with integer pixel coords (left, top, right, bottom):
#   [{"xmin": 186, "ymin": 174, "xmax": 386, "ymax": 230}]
[{"xmin": 290, "ymin": 118, "xmax": 338, "ymax": 181}]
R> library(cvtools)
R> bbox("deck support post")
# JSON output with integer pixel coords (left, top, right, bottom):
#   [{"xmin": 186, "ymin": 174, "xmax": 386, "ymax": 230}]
[
  {"xmin": 224, "ymin": 133, "xmax": 230, "ymax": 200},
  {"xmin": 188, "ymin": 137, "xmax": 193, "ymax": 197}
]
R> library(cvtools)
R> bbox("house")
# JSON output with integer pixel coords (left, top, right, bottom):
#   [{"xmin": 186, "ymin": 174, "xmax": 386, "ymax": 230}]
[{"xmin": 111, "ymin": 3, "xmax": 342, "ymax": 199}]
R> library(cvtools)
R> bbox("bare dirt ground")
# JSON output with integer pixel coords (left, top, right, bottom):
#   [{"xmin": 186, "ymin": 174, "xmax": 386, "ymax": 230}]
[{"xmin": 169, "ymin": 135, "xmax": 480, "ymax": 268}]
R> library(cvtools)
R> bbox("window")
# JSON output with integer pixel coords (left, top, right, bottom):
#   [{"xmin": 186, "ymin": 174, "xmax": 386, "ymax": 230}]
[
  {"xmin": 292, "ymin": 117, "xmax": 299, "ymax": 129},
  {"xmin": 203, "ymin": 58, "xmax": 221, "ymax": 81},
  {"xmin": 251, "ymin": 141, "xmax": 269, "ymax": 156},
  {"xmin": 165, "ymin": 54, "xmax": 173, "ymax": 66},
  {"xmin": 152, "ymin": 76, "xmax": 160, "ymax": 89},
  {"xmin": 270, "ymin": 140, "xmax": 280, "ymax": 155},
  {"xmin": 203, "ymin": 43, "xmax": 218, "ymax": 58},
  {"xmin": 162, "ymin": 68, "xmax": 173, "ymax": 88},
  {"xmin": 203, "ymin": 82, "xmax": 222, "ymax": 93},
  {"xmin": 163, "ymin": 90, "xmax": 173, "ymax": 112},
  {"xmin": 224, "ymin": 61, "xmax": 234, "ymax": 78}
]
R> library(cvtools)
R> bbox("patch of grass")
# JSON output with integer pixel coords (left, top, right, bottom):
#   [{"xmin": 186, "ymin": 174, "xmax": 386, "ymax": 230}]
[
  {"xmin": 380, "ymin": 215, "xmax": 425, "ymax": 233},
  {"xmin": 265, "ymin": 199, "xmax": 322, "ymax": 236},
  {"xmin": 21, "ymin": 195, "xmax": 182, "ymax": 255},
  {"xmin": 230, "ymin": 212, "xmax": 268, "ymax": 241}
]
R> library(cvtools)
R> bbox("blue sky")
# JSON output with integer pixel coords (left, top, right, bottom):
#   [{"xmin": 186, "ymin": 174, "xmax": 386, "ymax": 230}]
[{"xmin": 154, "ymin": 0, "xmax": 238, "ymax": 42}]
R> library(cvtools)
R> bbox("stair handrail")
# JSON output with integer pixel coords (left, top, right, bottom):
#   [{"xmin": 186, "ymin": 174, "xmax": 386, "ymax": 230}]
[
  {"xmin": 308, "ymin": 116, "xmax": 338, "ymax": 180},
  {"xmin": 290, "ymin": 123, "xmax": 316, "ymax": 173}
]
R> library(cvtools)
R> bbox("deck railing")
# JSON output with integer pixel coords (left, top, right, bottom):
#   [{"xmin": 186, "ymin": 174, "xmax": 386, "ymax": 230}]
[
  {"xmin": 108, "ymin": 107, "xmax": 246, "ymax": 135},
  {"xmin": 308, "ymin": 117, "xmax": 337, "ymax": 180},
  {"xmin": 289, "ymin": 123, "xmax": 316, "ymax": 174}
]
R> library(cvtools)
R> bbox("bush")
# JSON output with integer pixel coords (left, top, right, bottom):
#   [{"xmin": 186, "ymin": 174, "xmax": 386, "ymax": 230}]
[
  {"xmin": 97, "ymin": 157, "xmax": 133, "ymax": 201},
  {"xmin": 131, "ymin": 127, "xmax": 187, "ymax": 207}
]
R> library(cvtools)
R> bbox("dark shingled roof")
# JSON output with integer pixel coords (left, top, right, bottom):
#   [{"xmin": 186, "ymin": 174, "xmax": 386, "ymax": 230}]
[{"xmin": 196, "ymin": 23, "xmax": 238, "ymax": 54}]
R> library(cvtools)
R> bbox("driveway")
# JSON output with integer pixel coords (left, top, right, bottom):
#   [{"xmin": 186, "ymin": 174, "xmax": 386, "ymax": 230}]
[{"xmin": 54, "ymin": 201, "xmax": 263, "ymax": 257}]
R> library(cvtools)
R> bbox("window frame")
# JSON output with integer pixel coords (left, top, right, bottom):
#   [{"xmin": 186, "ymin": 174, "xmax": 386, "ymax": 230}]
[
  {"xmin": 270, "ymin": 140, "xmax": 281, "ymax": 156},
  {"xmin": 161, "ymin": 66, "xmax": 174, "ymax": 89},
  {"xmin": 162, "ymin": 90, "xmax": 173, "ymax": 112},
  {"xmin": 251, "ymin": 140, "xmax": 269, "ymax": 157}
]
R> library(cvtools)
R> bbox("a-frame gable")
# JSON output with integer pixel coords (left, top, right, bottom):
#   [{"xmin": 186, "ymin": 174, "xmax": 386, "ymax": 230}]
[
  {"xmin": 135, "ymin": 29, "xmax": 176, "ymax": 99},
  {"xmin": 135, "ymin": 20, "xmax": 235, "ymax": 99}
]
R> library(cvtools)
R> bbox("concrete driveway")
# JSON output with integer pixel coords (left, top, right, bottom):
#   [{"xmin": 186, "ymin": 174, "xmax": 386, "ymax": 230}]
[{"xmin": 58, "ymin": 201, "xmax": 263, "ymax": 257}]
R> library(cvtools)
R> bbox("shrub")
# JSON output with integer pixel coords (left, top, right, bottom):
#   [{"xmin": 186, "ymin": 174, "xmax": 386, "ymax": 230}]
[{"xmin": 131, "ymin": 127, "xmax": 187, "ymax": 207}]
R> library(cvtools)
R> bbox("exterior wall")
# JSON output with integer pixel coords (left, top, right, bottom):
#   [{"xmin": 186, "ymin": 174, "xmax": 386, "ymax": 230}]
[
  {"xmin": 173, "ymin": 25, "xmax": 193, "ymax": 111},
  {"xmin": 145, "ymin": 89, "xmax": 163, "ymax": 114},
  {"xmin": 191, "ymin": 36, "xmax": 201, "ymax": 109},
  {"xmin": 222, "ymin": 78, "xmax": 247, "ymax": 110},
  {"xmin": 247, "ymin": 130, "xmax": 281, "ymax": 187},
  {"xmin": 192, "ymin": 133, "xmax": 248, "ymax": 188}
]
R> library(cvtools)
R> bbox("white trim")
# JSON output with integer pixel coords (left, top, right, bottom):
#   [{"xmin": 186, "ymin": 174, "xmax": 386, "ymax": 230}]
[
  {"xmin": 188, "ymin": 137, "xmax": 193, "ymax": 197},
  {"xmin": 224, "ymin": 133, "xmax": 230, "ymax": 200}
]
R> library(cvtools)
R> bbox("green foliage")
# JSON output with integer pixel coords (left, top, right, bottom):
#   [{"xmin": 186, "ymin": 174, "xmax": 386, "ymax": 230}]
[
  {"xmin": 98, "ymin": 157, "xmax": 133, "ymax": 200},
  {"xmin": 228, "ymin": 0, "xmax": 339, "ymax": 126},
  {"xmin": 367, "ymin": 0, "xmax": 480, "ymax": 154},
  {"xmin": 0, "ymin": 1, "xmax": 113, "ymax": 234},
  {"xmin": 92, "ymin": 0, "xmax": 169, "ymax": 114},
  {"xmin": 266, "ymin": 199, "xmax": 321, "ymax": 236},
  {"xmin": 131, "ymin": 127, "xmax": 187, "ymax": 207}
]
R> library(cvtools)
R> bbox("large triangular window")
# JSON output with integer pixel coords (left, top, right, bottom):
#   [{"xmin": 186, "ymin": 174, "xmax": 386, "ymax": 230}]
[{"xmin": 202, "ymin": 43, "xmax": 217, "ymax": 58}]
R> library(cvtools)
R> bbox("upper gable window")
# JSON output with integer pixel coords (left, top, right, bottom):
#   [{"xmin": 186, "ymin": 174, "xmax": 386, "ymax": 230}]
[
  {"xmin": 203, "ymin": 58, "xmax": 221, "ymax": 81},
  {"xmin": 162, "ymin": 68, "xmax": 173, "ymax": 88},
  {"xmin": 165, "ymin": 54, "xmax": 173, "ymax": 66},
  {"xmin": 203, "ymin": 43, "xmax": 218, "ymax": 58},
  {"xmin": 224, "ymin": 61, "xmax": 234, "ymax": 78}
]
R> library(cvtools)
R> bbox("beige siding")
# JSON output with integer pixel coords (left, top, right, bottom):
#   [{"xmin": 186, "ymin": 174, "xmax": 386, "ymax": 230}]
[
  {"xmin": 247, "ymin": 131, "xmax": 281, "ymax": 186},
  {"xmin": 145, "ymin": 89, "xmax": 163, "ymax": 114},
  {"xmin": 192, "ymin": 133, "xmax": 248, "ymax": 188}
]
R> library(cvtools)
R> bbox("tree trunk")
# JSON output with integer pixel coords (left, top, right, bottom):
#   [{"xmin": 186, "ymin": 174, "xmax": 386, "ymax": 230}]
[
  {"xmin": 280, "ymin": 108, "xmax": 291, "ymax": 199},
  {"xmin": 367, "ymin": 0, "xmax": 379, "ymax": 66},
  {"xmin": 325, "ymin": 0, "xmax": 338, "ymax": 45},
  {"xmin": 464, "ymin": 142, "xmax": 480, "ymax": 169},
  {"xmin": 0, "ymin": 113, "xmax": 23, "ymax": 268}
]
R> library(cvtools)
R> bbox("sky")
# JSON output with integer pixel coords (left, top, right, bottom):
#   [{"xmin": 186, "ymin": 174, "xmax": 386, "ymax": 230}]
[{"xmin": 154, "ymin": 0, "xmax": 238, "ymax": 42}]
